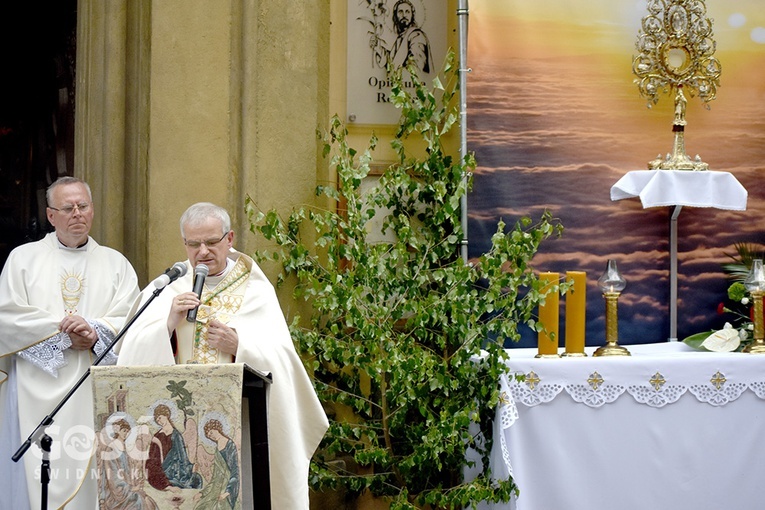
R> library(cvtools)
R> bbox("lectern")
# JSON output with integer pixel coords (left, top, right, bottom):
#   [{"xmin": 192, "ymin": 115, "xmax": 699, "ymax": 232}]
[{"xmin": 91, "ymin": 363, "xmax": 271, "ymax": 510}]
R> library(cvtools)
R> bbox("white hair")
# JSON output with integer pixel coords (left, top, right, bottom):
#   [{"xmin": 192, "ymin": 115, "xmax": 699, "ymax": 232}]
[
  {"xmin": 179, "ymin": 202, "xmax": 231, "ymax": 238},
  {"xmin": 46, "ymin": 176, "xmax": 93, "ymax": 206}
]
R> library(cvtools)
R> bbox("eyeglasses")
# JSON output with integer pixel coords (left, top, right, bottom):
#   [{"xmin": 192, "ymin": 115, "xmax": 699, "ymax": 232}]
[
  {"xmin": 48, "ymin": 202, "xmax": 91, "ymax": 215},
  {"xmin": 184, "ymin": 231, "xmax": 229, "ymax": 249}
]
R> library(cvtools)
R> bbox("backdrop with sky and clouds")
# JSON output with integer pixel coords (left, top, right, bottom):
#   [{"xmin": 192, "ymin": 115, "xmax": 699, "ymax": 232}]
[{"xmin": 465, "ymin": 0, "xmax": 765, "ymax": 347}]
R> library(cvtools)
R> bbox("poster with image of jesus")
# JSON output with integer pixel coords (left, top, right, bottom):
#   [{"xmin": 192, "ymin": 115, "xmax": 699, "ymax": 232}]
[{"xmin": 347, "ymin": 0, "xmax": 448, "ymax": 125}]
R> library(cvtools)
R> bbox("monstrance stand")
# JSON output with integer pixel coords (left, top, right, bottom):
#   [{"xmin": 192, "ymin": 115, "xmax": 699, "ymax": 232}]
[{"xmin": 631, "ymin": 0, "xmax": 723, "ymax": 340}]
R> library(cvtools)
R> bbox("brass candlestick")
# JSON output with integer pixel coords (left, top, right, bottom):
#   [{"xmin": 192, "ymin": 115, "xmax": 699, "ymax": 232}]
[
  {"xmin": 743, "ymin": 259, "xmax": 765, "ymax": 354},
  {"xmin": 594, "ymin": 260, "xmax": 631, "ymax": 357}
]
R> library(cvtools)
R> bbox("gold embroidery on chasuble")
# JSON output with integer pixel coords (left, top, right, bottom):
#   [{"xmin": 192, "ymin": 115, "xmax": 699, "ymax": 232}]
[
  {"xmin": 60, "ymin": 269, "xmax": 85, "ymax": 315},
  {"xmin": 190, "ymin": 259, "xmax": 249, "ymax": 364}
]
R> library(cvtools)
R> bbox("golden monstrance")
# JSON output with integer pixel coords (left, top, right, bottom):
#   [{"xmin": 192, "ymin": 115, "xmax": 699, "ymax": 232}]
[{"xmin": 632, "ymin": 0, "xmax": 722, "ymax": 171}]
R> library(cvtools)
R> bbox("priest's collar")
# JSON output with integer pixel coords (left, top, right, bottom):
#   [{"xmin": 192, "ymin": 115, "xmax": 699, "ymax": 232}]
[
  {"xmin": 57, "ymin": 236, "xmax": 89, "ymax": 251},
  {"xmin": 205, "ymin": 257, "xmax": 235, "ymax": 286}
]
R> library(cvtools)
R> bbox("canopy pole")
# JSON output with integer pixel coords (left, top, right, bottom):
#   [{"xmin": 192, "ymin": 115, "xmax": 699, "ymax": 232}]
[
  {"xmin": 669, "ymin": 205, "xmax": 682, "ymax": 341},
  {"xmin": 457, "ymin": 0, "xmax": 470, "ymax": 261}
]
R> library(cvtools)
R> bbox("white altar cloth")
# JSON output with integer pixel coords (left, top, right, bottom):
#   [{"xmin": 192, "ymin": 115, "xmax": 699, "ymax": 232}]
[
  {"xmin": 486, "ymin": 342, "xmax": 765, "ymax": 510},
  {"xmin": 610, "ymin": 169, "xmax": 747, "ymax": 210}
]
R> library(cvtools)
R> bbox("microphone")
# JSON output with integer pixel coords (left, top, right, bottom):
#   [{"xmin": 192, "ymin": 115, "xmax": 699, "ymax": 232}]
[
  {"xmin": 186, "ymin": 264, "xmax": 209, "ymax": 322},
  {"xmin": 152, "ymin": 262, "xmax": 188, "ymax": 289}
]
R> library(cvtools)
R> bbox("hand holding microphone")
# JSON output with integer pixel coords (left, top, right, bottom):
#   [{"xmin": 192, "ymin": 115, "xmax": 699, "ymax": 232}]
[{"xmin": 186, "ymin": 264, "xmax": 209, "ymax": 322}]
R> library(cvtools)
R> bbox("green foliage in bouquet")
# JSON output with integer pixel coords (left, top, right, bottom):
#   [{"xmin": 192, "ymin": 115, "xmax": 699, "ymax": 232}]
[
  {"xmin": 720, "ymin": 243, "xmax": 765, "ymax": 282},
  {"xmin": 684, "ymin": 243, "xmax": 765, "ymax": 351},
  {"xmin": 246, "ymin": 51, "xmax": 563, "ymax": 509}
]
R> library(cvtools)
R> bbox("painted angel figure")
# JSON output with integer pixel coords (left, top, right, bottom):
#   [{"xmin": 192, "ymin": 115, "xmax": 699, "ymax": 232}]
[
  {"xmin": 99, "ymin": 418, "xmax": 159, "ymax": 510},
  {"xmin": 193, "ymin": 419, "xmax": 240, "ymax": 509},
  {"xmin": 146, "ymin": 404, "xmax": 203, "ymax": 491}
]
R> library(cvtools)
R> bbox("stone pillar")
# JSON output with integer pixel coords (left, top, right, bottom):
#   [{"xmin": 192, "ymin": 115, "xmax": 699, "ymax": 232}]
[{"xmin": 75, "ymin": 0, "xmax": 330, "ymax": 285}]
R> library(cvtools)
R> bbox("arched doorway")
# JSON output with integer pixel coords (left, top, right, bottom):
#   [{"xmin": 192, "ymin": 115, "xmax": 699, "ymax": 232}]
[{"xmin": 0, "ymin": 0, "xmax": 77, "ymax": 268}]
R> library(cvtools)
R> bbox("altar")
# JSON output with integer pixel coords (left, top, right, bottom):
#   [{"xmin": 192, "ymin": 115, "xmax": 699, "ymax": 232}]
[{"xmin": 486, "ymin": 342, "xmax": 765, "ymax": 510}]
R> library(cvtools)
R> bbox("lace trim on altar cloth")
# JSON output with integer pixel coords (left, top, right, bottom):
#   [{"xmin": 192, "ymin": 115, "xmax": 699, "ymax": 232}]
[
  {"xmin": 688, "ymin": 381, "xmax": 748, "ymax": 406},
  {"xmin": 497, "ymin": 382, "xmax": 520, "ymax": 477},
  {"xmin": 749, "ymin": 381, "xmax": 765, "ymax": 399},
  {"xmin": 567, "ymin": 383, "xmax": 625, "ymax": 406},
  {"xmin": 507, "ymin": 370, "xmax": 564, "ymax": 406},
  {"xmin": 628, "ymin": 383, "xmax": 685, "ymax": 407},
  {"xmin": 501, "ymin": 369, "xmax": 765, "ymax": 409},
  {"xmin": 17, "ymin": 320, "xmax": 117, "ymax": 377}
]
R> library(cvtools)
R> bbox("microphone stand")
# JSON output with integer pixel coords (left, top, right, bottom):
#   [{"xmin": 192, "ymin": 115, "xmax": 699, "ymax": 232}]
[{"xmin": 12, "ymin": 284, "xmax": 169, "ymax": 510}]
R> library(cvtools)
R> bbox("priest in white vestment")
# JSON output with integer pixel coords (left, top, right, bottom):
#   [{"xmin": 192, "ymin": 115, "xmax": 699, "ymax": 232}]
[
  {"xmin": 0, "ymin": 177, "xmax": 140, "ymax": 510},
  {"xmin": 116, "ymin": 202, "xmax": 329, "ymax": 510}
]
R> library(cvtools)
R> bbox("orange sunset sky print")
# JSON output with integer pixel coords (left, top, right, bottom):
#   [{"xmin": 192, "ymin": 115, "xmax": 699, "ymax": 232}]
[{"xmin": 465, "ymin": 0, "xmax": 765, "ymax": 346}]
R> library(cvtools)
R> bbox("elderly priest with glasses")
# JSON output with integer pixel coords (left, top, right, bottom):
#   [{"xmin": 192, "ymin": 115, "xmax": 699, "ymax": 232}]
[
  {"xmin": 117, "ymin": 201, "xmax": 328, "ymax": 510},
  {"xmin": 0, "ymin": 176, "xmax": 140, "ymax": 510}
]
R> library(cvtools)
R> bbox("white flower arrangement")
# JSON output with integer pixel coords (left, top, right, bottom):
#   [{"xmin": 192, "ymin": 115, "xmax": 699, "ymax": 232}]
[{"xmin": 700, "ymin": 323, "xmax": 744, "ymax": 352}]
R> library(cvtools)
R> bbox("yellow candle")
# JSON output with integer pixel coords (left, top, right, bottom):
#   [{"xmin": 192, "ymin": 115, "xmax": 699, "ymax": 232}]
[
  {"xmin": 565, "ymin": 271, "xmax": 587, "ymax": 355},
  {"xmin": 537, "ymin": 272, "xmax": 560, "ymax": 356}
]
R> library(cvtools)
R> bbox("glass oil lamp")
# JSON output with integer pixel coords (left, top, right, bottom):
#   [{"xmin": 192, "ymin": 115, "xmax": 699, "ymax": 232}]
[
  {"xmin": 743, "ymin": 259, "xmax": 765, "ymax": 354},
  {"xmin": 594, "ymin": 260, "xmax": 631, "ymax": 357}
]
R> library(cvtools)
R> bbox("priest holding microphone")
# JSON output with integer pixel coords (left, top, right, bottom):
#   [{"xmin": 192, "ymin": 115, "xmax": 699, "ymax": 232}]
[{"xmin": 117, "ymin": 202, "xmax": 328, "ymax": 510}]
